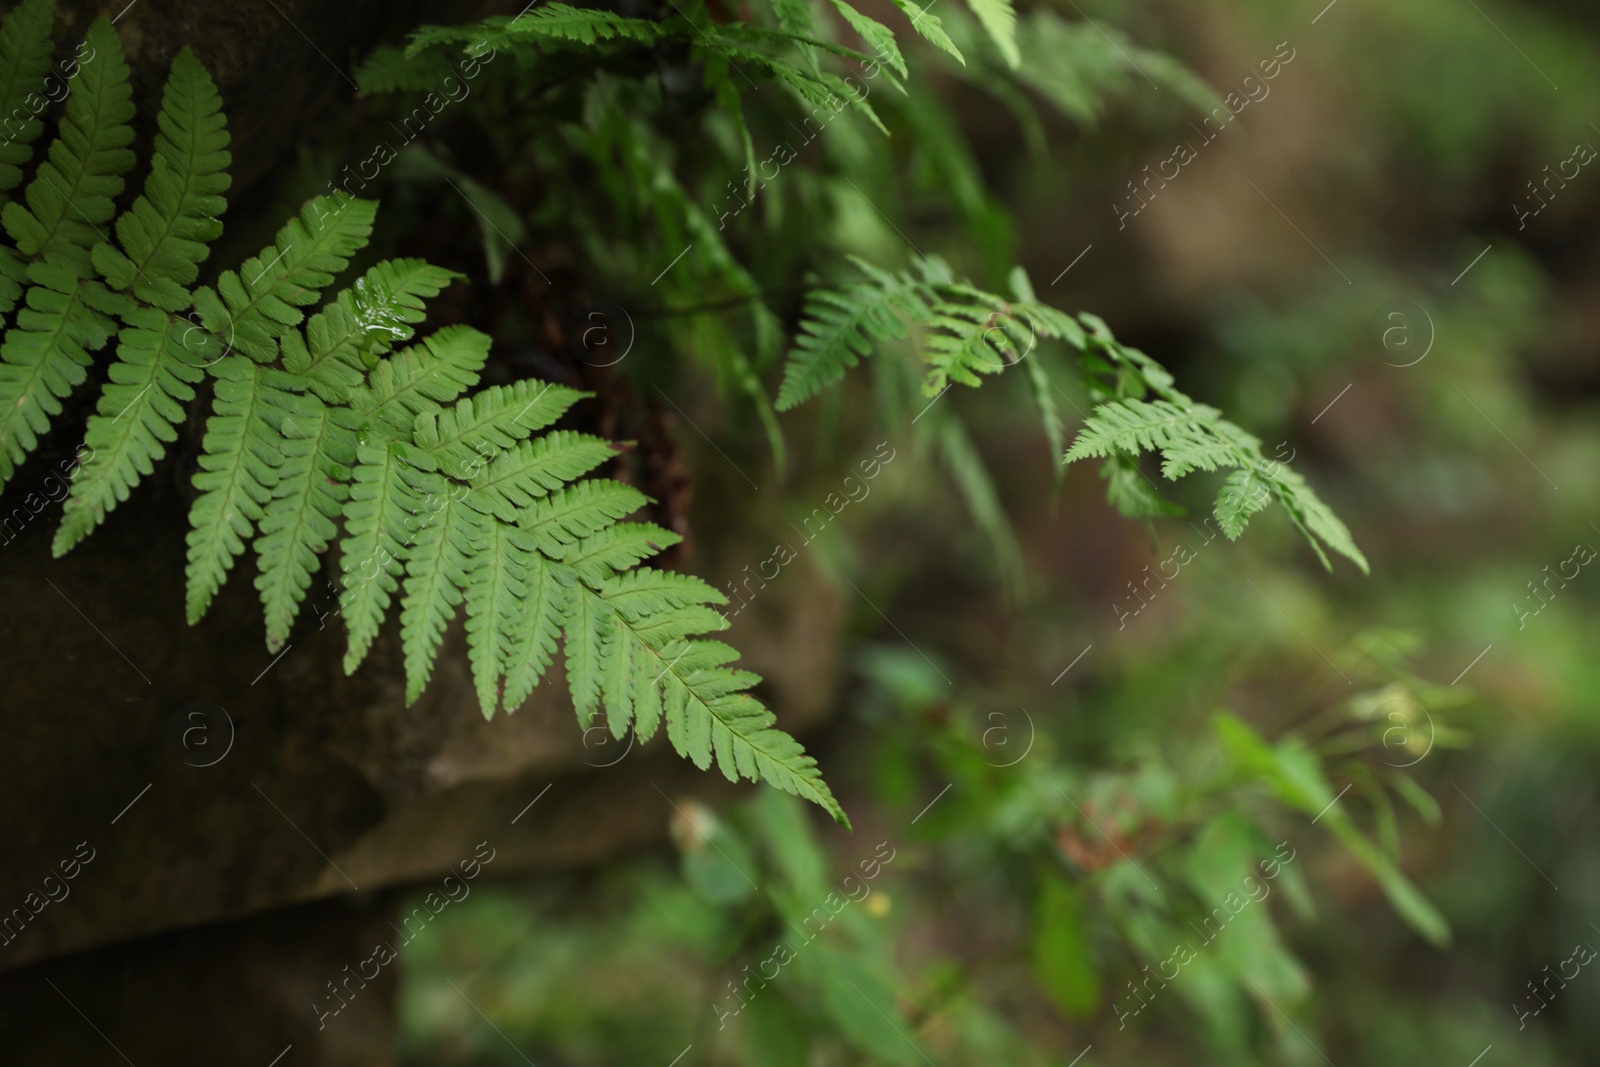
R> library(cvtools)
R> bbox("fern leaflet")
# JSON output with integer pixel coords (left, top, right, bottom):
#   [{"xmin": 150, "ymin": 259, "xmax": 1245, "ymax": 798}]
[
  {"xmin": 0, "ymin": 0, "xmax": 55, "ymax": 212},
  {"xmin": 192, "ymin": 196, "xmax": 376, "ymax": 362}
]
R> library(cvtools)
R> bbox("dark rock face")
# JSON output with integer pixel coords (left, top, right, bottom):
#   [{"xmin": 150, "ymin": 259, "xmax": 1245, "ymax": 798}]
[
  {"xmin": 0, "ymin": 895, "xmax": 404, "ymax": 1066},
  {"xmin": 0, "ymin": 2, "xmax": 849, "ymax": 1057},
  {"xmin": 0, "ymin": 470, "xmax": 842, "ymax": 972}
]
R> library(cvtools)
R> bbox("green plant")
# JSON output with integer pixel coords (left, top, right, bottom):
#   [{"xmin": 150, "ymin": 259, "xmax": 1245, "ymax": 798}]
[
  {"xmin": 780, "ymin": 257, "xmax": 1369, "ymax": 572},
  {"xmin": 0, "ymin": 1, "xmax": 842, "ymax": 823},
  {"xmin": 0, "ymin": 0, "xmax": 1358, "ymax": 827}
]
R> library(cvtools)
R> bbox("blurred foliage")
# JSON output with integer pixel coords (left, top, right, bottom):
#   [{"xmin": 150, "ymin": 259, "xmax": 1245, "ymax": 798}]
[{"xmin": 347, "ymin": 0, "xmax": 1600, "ymax": 1061}]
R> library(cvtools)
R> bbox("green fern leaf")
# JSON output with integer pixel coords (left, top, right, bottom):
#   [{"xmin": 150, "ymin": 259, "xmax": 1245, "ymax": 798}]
[
  {"xmin": 184, "ymin": 357, "xmax": 298, "ymax": 623},
  {"xmin": 339, "ymin": 439, "xmax": 432, "ymax": 673},
  {"xmin": 0, "ymin": 247, "xmax": 24, "ymax": 316},
  {"xmin": 0, "ymin": 0, "xmax": 55, "ymax": 209},
  {"xmin": 829, "ymin": 0, "xmax": 907, "ymax": 79},
  {"xmin": 922, "ymin": 288, "xmax": 1029, "ymax": 395},
  {"xmin": 0, "ymin": 259, "xmax": 117, "ymax": 490},
  {"xmin": 463, "ymin": 431, "xmax": 618, "ymax": 525},
  {"xmin": 354, "ymin": 44, "xmax": 454, "ymax": 95},
  {"xmin": 965, "ymin": 0, "xmax": 1019, "ymax": 68},
  {"xmin": 351, "ymin": 324, "xmax": 489, "ymax": 438},
  {"xmin": 502, "ymin": 549, "xmax": 571, "ymax": 709},
  {"xmin": 254, "ymin": 394, "xmax": 359, "ymax": 651},
  {"xmin": 413, "ymin": 378, "xmax": 587, "ymax": 477},
  {"xmin": 560, "ymin": 522, "xmax": 681, "ymax": 587},
  {"xmin": 407, "ymin": 5, "xmax": 667, "ymax": 55},
  {"xmin": 519, "ymin": 479, "xmax": 650, "ymax": 556},
  {"xmin": 92, "ymin": 46, "xmax": 230, "ymax": 312},
  {"xmin": 777, "ymin": 261, "xmax": 931, "ymax": 410},
  {"xmin": 889, "ymin": 0, "xmax": 963, "ymax": 64},
  {"xmin": 192, "ymin": 195, "xmax": 376, "ymax": 362},
  {"xmin": 400, "ymin": 472, "xmax": 483, "ymax": 702},
  {"xmin": 1, "ymin": 17, "xmax": 134, "ymax": 269},
  {"xmin": 463, "ymin": 519, "xmax": 542, "ymax": 715},
  {"xmin": 1066, "ymin": 397, "xmax": 1369, "ymax": 573},
  {"xmin": 53, "ymin": 306, "xmax": 205, "ymax": 553},
  {"xmin": 579, "ymin": 576, "xmax": 848, "ymax": 824},
  {"xmin": 286, "ymin": 258, "xmax": 460, "ymax": 405}
]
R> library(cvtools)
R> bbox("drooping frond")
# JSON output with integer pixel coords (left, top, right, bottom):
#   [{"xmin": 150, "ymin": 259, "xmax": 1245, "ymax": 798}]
[
  {"xmin": 785, "ymin": 257, "xmax": 1367, "ymax": 574},
  {"xmin": 400, "ymin": 466, "xmax": 483, "ymax": 702},
  {"xmin": 965, "ymin": 0, "xmax": 1019, "ymax": 68},
  {"xmin": 93, "ymin": 46, "xmax": 230, "ymax": 312},
  {"xmin": 0, "ymin": 17, "xmax": 134, "ymax": 492},
  {"xmin": 254, "ymin": 395, "xmax": 359, "ymax": 650},
  {"xmin": 0, "ymin": 0, "xmax": 55, "ymax": 212},
  {"xmin": 10, "ymin": 11, "xmax": 853, "ymax": 829},
  {"xmin": 1066, "ymin": 397, "xmax": 1368, "ymax": 573},
  {"xmin": 572, "ymin": 572, "xmax": 848, "ymax": 824},
  {"xmin": 184, "ymin": 357, "xmax": 297, "ymax": 622},
  {"xmin": 406, "ymin": 5, "xmax": 668, "ymax": 56},
  {"xmin": 191, "ymin": 195, "xmax": 376, "ymax": 362},
  {"xmin": 339, "ymin": 439, "xmax": 431, "ymax": 673},
  {"xmin": 53, "ymin": 306, "xmax": 204, "ymax": 553},
  {"xmin": 1, "ymin": 17, "xmax": 134, "ymax": 269},
  {"xmin": 777, "ymin": 259, "xmax": 932, "ymax": 410},
  {"xmin": 829, "ymin": 0, "xmax": 907, "ymax": 79},
  {"xmin": 889, "ymin": 0, "xmax": 964, "ymax": 65}
]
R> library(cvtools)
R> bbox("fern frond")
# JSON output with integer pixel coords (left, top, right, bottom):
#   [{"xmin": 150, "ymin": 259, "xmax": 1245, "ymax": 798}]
[
  {"xmin": 288, "ymin": 258, "xmax": 460, "ymax": 405},
  {"xmin": 1066, "ymin": 397, "xmax": 1368, "ymax": 573},
  {"xmin": 254, "ymin": 395, "xmax": 359, "ymax": 651},
  {"xmin": 464, "ymin": 431, "xmax": 618, "ymax": 525},
  {"xmin": 407, "ymin": 5, "xmax": 668, "ymax": 55},
  {"xmin": 53, "ymin": 306, "xmax": 204, "ymax": 553},
  {"xmin": 560, "ymin": 522, "xmax": 681, "ymax": 586},
  {"xmin": 413, "ymin": 379, "xmax": 588, "ymax": 477},
  {"xmin": 0, "ymin": 260, "xmax": 117, "ymax": 490},
  {"xmin": 354, "ymin": 44, "xmax": 453, "ymax": 95},
  {"xmin": 0, "ymin": 17, "xmax": 133, "ymax": 491},
  {"xmin": 501, "ymin": 549, "xmax": 571, "ymax": 709},
  {"xmin": 1015, "ymin": 13, "xmax": 1219, "ymax": 126},
  {"xmin": 1, "ymin": 17, "xmax": 134, "ymax": 269},
  {"xmin": 712, "ymin": 41, "xmax": 888, "ymax": 133},
  {"xmin": 767, "ymin": 0, "xmax": 815, "ymax": 37},
  {"xmin": 519, "ymin": 479, "xmax": 650, "ymax": 556},
  {"xmin": 339, "ymin": 439, "xmax": 430, "ymax": 673},
  {"xmin": 184, "ymin": 357, "xmax": 297, "ymax": 623},
  {"xmin": 400, "ymin": 473, "xmax": 483, "ymax": 702},
  {"xmin": 192, "ymin": 195, "xmax": 376, "ymax": 362},
  {"xmin": 93, "ymin": 46, "xmax": 230, "ymax": 312},
  {"xmin": 463, "ymin": 519, "xmax": 540, "ymax": 715},
  {"xmin": 965, "ymin": 0, "xmax": 1019, "ymax": 68},
  {"xmin": 351, "ymin": 324, "xmax": 489, "ymax": 438},
  {"xmin": 578, "ymin": 576, "xmax": 848, "ymax": 824},
  {"xmin": 777, "ymin": 261, "xmax": 931, "ymax": 410},
  {"xmin": 889, "ymin": 0, "xmax": 963, "ymax": 64},
  {"xmin": 0, "ymin": 0, "xmax": 55, "ymax": 212},
  {"xmin": 829, "ymin": 0, "xmax": 907, "ymax": 79}
]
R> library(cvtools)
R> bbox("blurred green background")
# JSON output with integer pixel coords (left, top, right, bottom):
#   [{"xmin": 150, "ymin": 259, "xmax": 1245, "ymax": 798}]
[{"xmin": 382, "ymin": 0, "xmax": 1600, "ymax": 1063}]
